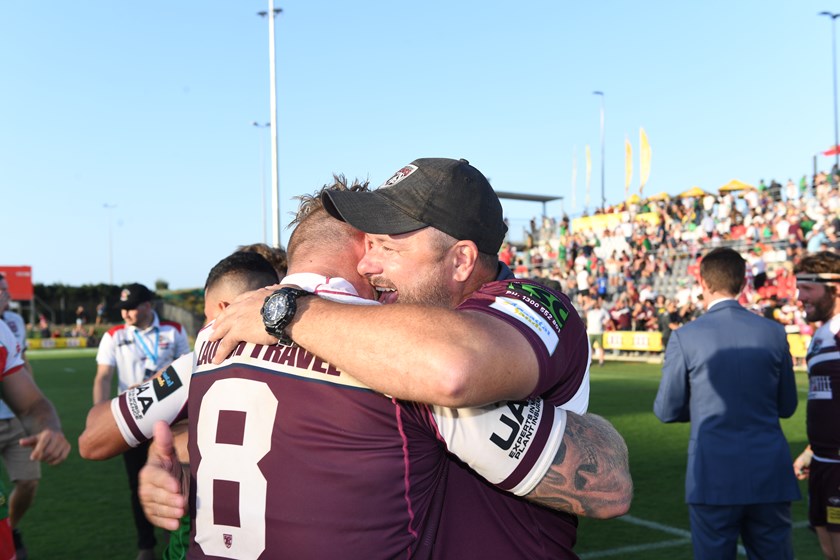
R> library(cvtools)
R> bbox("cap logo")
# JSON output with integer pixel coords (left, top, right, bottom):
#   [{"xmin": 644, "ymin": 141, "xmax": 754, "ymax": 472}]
[
  {"xmin": 380, "ymin": 165, "xmax": 418, "ymax": 189},
  {"xmin": 120, "ymin": 289, "xmax": 131, "ymax": 302}
]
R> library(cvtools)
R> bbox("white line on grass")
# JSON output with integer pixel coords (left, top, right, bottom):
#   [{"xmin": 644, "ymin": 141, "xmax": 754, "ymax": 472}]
[
  {"xmin": 579, "ymin": 538, "xmax": 691, "ymax": 559},
  {"xmin": 581, "ymin": 514, "xmax": 796, "ymax": 558}
]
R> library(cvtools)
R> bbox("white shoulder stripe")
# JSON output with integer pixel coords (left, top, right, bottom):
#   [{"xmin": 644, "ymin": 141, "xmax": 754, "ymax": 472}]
[{"xmin": 489, "ymin": 298, "xmax": 559, "ymax": 354}]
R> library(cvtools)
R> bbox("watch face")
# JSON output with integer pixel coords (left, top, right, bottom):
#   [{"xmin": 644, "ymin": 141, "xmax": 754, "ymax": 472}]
[{"xmin": 264, "ymin": 293, "xmax": 289, "ymax": 323}]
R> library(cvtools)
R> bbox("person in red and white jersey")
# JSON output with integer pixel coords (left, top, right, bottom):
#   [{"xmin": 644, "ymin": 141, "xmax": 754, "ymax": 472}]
[
  {"xmin": 0, "ymin": 273, "xmax": 42, "ymax": 559},
  {"xmin": 0, "ymin": 319, "xmax": 70, "ymax": 560},
  {"xmin": 140, "ymin": 176, "xmax": 630, "ymax": 559},
  {"xmin": 92, "ymin": 282, "xmax": 190, "ymax": 560},
  {"xmin": 793, "ymin": 252, "xmax": 840, "ymax": 559}
]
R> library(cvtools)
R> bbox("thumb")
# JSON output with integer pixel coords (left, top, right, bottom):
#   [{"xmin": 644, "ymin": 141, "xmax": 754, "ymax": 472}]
[
  {"xmin": 151, "ymin": 421, "xmax": 175, "ymax": 461},
  {"xmin": 19, "ymin": 436, "xmax": 37, "ymax": 448}
]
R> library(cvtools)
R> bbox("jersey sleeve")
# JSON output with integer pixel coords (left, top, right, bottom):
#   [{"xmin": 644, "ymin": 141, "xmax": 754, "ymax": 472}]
[
  {"xmin": 430, "ymin": 399, "xmax": 566, "ymax": 496},
  {"xmin": 96, "ymin": 331, "xmax": 117, "ymax": 366},
  {"xmin": 457, "ymin": 280, "xmax": 590, "ymax": 412},
  {"xmin": 111, "ymin": 351, "xmax": 193, "ymax": 447}
]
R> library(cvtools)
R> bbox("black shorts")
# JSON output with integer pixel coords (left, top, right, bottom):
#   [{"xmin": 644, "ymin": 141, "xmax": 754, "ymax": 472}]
[{"xmin": 809, "ymin": 459, "xmax": 840, "ymax": 531}]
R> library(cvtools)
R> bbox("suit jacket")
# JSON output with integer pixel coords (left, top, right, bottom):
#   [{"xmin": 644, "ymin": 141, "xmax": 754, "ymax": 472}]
[{"xmin": 654, "ymin": 299, "xmax": 801, "ymax": 505}]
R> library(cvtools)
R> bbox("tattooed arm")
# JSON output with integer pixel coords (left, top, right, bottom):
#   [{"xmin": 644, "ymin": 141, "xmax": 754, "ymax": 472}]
[{"xmin": 525, "ymin": 412, "xmax": 632, "ymax": 519}]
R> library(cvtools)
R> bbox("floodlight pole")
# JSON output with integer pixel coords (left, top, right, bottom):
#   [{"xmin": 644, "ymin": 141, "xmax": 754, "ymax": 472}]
[
  {"xmin": 259, "ymin": 2, "xmax": 283, "ymax": 247},
  {"xmin": 593, "ymin": 91, "xmax": 606, "ymax": 211},
  {"xmin": 821, "ymin": 11, "xmax": 840, "ymax": 170},
  {"xmin": 253, "ymin": 121, "xmax": 270, "ymax": 244}
]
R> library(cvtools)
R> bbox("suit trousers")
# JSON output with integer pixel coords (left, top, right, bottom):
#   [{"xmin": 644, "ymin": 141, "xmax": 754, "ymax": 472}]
[{"xmin": 688, "ymin": 501, "xmax": 793, "ymax": 560}]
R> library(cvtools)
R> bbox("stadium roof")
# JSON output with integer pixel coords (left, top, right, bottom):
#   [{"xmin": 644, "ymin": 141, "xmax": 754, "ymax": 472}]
[
  {"xmin": 494, "ymin": 191, "xmax": 562, "ymax": 203},
  {"xmin": 494, "ymin": 191, "xmax": 563, "ymax": 216}
]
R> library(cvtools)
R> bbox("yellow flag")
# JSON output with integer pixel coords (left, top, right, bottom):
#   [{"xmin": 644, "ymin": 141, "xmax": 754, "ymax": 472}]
[
  {"xmin": 571, "ymin": 146, "xmax": 577, "ymax": 211},
  {"xmin": 639, "ymin": 127, "xmax": 652, "ymax": 195},
  {"xmin": 585, "ymin": 145, "xmax": 592, "ymax": 209},
  {"xmin": 625, "ymin": 137, "xmax": 633, "ymax": 197}
]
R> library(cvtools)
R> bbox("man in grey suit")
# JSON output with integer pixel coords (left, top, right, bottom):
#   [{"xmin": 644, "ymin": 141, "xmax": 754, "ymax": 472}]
[{"xmin": 654, "ymin": 247, "xmax": 800, "ymax": 559}]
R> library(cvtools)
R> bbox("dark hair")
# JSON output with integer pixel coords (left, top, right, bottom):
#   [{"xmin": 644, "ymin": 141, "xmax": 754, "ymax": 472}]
[
  {"xmin": 794, "ymin": 251, "xmax": 840, "ymax": 275},
  {"xmin": 236, "ymin": 243, "xmax": 288, "ymax": 278},
  {"xmin": 699, "ymin": 248, "xmax": 746, "ymax": 296},
  {"xmin": 205, "ymin": 251, "xmax": 279, "ymax": 293}
]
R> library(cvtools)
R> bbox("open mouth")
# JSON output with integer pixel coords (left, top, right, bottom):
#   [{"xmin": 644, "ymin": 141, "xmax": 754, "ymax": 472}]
[{"xmin": 374, "ymin": 285, "xmax": 399, "ymax": 304}]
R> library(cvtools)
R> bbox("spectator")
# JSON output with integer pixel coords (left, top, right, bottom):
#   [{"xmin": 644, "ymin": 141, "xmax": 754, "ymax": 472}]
[{"xmin": 584, "ymin": 296, "xmax": 610, "ymax": 367}]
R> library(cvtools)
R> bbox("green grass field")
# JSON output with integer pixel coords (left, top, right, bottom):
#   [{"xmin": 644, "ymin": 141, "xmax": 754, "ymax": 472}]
[{"xmin": 14, "ymin": 352, "xmax": 823, "ymax": 559}]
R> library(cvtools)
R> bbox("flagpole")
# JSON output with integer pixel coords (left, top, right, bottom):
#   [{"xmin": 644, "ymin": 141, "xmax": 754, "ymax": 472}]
[
  {"xmin": 593, "ymin": 91, "xmax": 606, "ymax": 211},
  {"xmin": 820, "ymin": 11, "xmax": 840, "ymax": 171}
]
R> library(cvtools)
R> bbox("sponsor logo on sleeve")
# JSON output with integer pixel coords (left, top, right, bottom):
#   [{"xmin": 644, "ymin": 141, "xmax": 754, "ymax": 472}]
[
  {"xmin": 153, "ymin": 366, "xmax": 183, "ymax": 401},
  {"xmin": 490, "ymin": 400, "xmax": 541, "ymax": 460},
  {"xmin": 506, "ymin": 282, "xmax": 571, "ymax": 331},
  {"xmin": 127, "ymin": 383, "xmax": 155, "ymax": 419},
  {"xmin": 489, "ymin": 298, "xmax": 559, "ymax": 353}
]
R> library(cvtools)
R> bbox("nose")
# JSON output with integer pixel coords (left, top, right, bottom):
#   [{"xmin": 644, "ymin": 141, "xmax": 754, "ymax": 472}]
[{"xmin": 357, "ymin": 247, "xmax": 382, "ymax": 277}]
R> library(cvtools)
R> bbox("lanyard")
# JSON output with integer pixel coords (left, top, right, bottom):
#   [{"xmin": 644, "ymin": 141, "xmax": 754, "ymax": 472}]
[{"xmin": 133, "ymin": 327, "xmax": 159, "ymax": 368}]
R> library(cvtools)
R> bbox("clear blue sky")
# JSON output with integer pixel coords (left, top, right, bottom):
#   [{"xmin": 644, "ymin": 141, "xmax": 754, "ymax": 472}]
[{"xmin": 2, "ymin": 1, "xmax": 836, "ymax": 289}]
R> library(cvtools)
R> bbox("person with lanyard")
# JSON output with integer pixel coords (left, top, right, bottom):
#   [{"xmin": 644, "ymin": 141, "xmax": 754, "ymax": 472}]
[
  {"xmin": 793, "ymin": 252, "xmax": 840, "ymax": 560},
  {"xmin": 92, "ymin": 283, "xmax": 189, "ymax": 560}
]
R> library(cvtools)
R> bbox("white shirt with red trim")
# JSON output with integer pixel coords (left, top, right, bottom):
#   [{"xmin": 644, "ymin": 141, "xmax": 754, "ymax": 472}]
[
  {"xmin": 0, "ymin": 321, "xmax": 24, "ymax": 381},
  {"xmin": 96, "ymin": 311, "xmax": 190, "ymax": 393},
  {"xmin": 0, "ymin": 311, "xmax": 27, "ymax": 420}
]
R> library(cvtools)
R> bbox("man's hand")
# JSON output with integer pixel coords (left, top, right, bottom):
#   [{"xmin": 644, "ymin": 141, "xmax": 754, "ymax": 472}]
[
  {"xmin": 138, "ymin": 421, "xmax": 188, "ymax": 531},
  {"xmin": 794, "ymin": 447, "xmax": 813, "ymax": 480},
  {"xmin": 20, "ymin": 429, "xmax": 70, "ymax": 465},
  {"xmin": 209, "ymin": 286, "xmax": 280, "ymax": 364}
]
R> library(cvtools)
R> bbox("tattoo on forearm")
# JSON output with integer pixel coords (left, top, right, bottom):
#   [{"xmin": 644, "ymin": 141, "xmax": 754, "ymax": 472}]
[{"xmin": 525, "ymin": 413, "xmax": 632, "ymax": 518}]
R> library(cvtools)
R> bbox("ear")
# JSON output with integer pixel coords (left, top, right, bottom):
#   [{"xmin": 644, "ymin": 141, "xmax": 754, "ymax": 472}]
[{"xmin": 451, "ymin": 240, "xmax": 478, "ymax": 282}]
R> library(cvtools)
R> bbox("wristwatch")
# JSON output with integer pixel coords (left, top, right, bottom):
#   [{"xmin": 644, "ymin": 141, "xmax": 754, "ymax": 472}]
[{"xmin": 261, "ymin": 287, "xmax": 313, "ymax": 344}]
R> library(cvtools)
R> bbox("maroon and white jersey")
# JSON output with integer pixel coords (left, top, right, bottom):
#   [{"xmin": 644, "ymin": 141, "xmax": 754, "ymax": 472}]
[
  {"xmin": 183, "ymin": 275, "xmax": 574, "ymax": 559},
  {"xmin": 109, "ymin": 275, "xmax": 379, "ymax": 449},
  {"xmin": 806, "ymin": 314, "xmax": 840, "ymax": 460},
  {"xmin": 111, "ymin": 355, "xmax": 192, "ymax": 448},
  {"xmin": 458, "ymin": 277, "xmax": 591, "ymax": 412}
]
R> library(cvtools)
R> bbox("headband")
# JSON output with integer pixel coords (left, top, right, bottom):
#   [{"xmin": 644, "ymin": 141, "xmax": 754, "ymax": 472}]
[{"xmin": 795, "ymin": 272, "xmax": 840, "ymax": 283}]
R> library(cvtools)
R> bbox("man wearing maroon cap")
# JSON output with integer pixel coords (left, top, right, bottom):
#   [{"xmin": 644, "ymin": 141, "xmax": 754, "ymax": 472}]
[{"xmin": 93, "ymin": 282, "xmax": 189, "ymax": 560}]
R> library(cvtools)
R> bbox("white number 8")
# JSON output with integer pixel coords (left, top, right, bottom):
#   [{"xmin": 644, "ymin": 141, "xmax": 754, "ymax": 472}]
[{"xmin": 195, "ymin": 378, "xmax": 278, "ymax": 559}]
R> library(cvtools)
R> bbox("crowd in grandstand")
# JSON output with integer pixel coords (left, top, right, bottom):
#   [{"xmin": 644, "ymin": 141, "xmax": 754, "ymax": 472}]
[{"xmin": 499, "ymin": 169, "xmax": 840, "ymax": 343}]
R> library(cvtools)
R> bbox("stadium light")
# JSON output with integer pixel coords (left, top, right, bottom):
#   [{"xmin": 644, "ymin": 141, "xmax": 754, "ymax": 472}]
[
  {"xmin": 253, "ymin": 121, "xmax": 270, "ymax": 244},
  {"xmin": 258, "ymin": 2, "xmax": 283, "ymax": 248},
  {"xmin": 593, "ymin": 91, "xmax": 606, "ymax": 211},
  {"xmin": 820, "ymin": 11, "xmax": 840, "ymax": 171}
]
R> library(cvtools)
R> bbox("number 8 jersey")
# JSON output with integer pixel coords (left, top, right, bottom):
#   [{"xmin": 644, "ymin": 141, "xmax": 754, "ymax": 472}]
[{"xmin": 182, "ymin": 275, "xmax": 575, "ymax": 559}]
